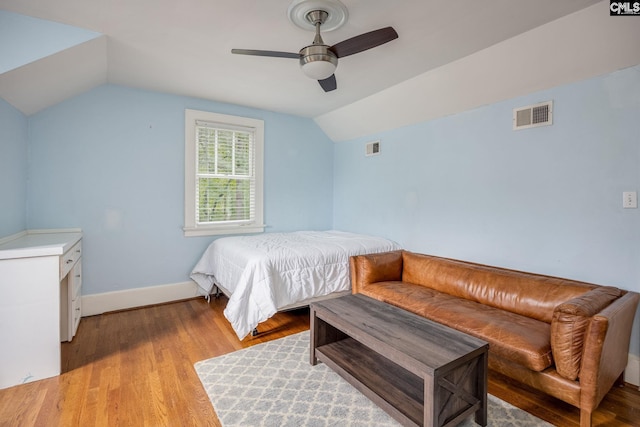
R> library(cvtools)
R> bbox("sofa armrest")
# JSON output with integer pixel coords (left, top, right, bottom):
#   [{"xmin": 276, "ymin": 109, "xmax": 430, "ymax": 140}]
[
  {"xmin": 578, "ymin": 291, "xmax": 639, "ymax": 412},
  {"xmin": 551, "ymin": 286, "xmax": 622, "ymax": 380},
  {"xmin": 350, "ymin": 250, "xmax": 404, "ymax": 294}
]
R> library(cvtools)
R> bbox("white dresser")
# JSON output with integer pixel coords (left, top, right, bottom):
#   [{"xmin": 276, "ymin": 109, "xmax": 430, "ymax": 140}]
[{"xmin": 0, "ymin": 229, "xmax": 83, "ymax": 389}]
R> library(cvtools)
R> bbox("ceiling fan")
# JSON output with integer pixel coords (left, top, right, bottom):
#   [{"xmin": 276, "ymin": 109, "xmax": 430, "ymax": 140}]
[{"xmin": 231, "ymin": 0, "xmax": 398, "ymax": 92}]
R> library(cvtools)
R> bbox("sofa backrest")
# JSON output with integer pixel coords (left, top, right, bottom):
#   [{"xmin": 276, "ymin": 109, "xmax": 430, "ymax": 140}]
[{"xmin": 402, "ymin": 251, "xmax": 601, "ymax": 323}]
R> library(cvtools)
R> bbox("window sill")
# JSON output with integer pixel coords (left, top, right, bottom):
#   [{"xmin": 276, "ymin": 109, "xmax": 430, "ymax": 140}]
[{"xmin": 183, "ymin": 225, "xmax": 266, "ymax": 237}]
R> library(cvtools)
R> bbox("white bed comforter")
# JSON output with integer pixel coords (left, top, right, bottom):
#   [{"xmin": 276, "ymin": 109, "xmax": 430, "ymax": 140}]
[{"xmin": 190, "ymin": 230, "xmax": 400, "ymax": 339}]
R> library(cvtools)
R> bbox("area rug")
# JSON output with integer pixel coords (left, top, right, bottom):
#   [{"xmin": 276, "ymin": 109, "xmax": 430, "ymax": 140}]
[{"xmin": 195, "ymin": 331, "xmax": 551, "ymax": 427}]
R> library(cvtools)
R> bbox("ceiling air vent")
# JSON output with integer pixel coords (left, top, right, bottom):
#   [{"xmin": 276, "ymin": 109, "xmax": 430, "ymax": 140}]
[
  {"xmin": 365, "ymin": 141, "xmax": 380, "ymax": 156},
  {"xmin": 513, "ymin": 101, "xmax": 553, "ymax": 130}
]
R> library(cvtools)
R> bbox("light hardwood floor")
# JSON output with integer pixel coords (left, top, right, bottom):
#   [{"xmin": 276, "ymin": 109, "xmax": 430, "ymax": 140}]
[{"xmin": 0, "ymin": 297, "xmax": 638, "ymax": 426}]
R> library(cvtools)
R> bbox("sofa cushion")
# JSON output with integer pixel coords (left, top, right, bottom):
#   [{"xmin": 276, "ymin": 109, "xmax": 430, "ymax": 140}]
[
  {"xmin": 551, "ymin": 286, "xmax": 622, "ymax": 380},
  {"xmin": 401, "ymin": 251, "xmax": 597, "ymax": 323},
  {"xmin": 361, "ymin": 281, "xmax": 553, "ymax": 372}
]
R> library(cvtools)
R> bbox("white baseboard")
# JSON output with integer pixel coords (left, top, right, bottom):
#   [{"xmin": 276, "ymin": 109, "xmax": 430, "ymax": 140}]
[
  {"xmin": 626, "ymin": 352, "xmax": 640, "ymax": 389},
  {"xmin": 81, "ymin": 281, "xmax": 199, "ymax": 316}
]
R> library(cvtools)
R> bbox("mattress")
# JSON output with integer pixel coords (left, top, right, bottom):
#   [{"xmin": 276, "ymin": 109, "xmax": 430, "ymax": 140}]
[{"xmin": 190, "ymin": 230, "xmax": 400, "ymax": 339}]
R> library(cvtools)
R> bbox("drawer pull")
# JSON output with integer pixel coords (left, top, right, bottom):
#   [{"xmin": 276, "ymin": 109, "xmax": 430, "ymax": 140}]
[
  {"xmin": 66, "ymin": 259, "xmax": 74, "ymax": 264},
  {"xmin": 75, "ymin": 275, "xmax": 81, "ymax": 278}
]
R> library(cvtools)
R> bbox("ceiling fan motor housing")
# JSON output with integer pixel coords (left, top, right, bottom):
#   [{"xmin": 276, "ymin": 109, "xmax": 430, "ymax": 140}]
[
  {"xmin": 300, "ymin": 45, "xmax": 337, "ymax": 66},
  {"xmin": 299, "ymin": 45, "xmax": 337, "ymax": 79}
]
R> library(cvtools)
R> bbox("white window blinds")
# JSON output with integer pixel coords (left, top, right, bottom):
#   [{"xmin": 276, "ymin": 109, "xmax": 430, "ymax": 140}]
[{"xmin": 195, "ymin": 120, "xmax": 256, "ymax": 225}]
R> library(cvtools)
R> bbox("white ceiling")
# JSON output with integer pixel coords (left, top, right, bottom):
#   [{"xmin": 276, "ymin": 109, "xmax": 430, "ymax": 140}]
[{"xmin": 0, "ymin": 0, "xmax": 602, "ymax": 118}]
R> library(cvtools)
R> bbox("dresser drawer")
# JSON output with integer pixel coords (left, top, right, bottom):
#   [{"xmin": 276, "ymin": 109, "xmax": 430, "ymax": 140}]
[
  {"xmin": 70, "ymin": 293, "xmax": 82, "ymax": 338},
  {"xmin": 60, "ymin": 240, "xmax": 82, "ymax": 280},
  {"xmin": 68, "ymin": 260, "xmax": 82, "ymax": 340},
  {"xmin": 70, "ymin": 261, "xmax": 82, "ymax": 296}
]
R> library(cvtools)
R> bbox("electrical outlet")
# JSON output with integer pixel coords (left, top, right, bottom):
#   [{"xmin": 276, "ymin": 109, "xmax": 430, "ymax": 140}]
[{"xmin": 623, "ymin": 191, "xmax": 637, "ymax": 209}]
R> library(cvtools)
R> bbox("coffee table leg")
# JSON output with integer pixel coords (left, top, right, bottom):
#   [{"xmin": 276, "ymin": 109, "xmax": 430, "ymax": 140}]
[
  {"xmin": 310, "ymin": 306, "xmax": 319, "ymax": 365},
  {"xmin": 475, "ymin": 350, "xmax": 488, "ymax": 426},
  {"xmin": 424, "ymin": 375, "xmax": 436, "ymax": 427}
]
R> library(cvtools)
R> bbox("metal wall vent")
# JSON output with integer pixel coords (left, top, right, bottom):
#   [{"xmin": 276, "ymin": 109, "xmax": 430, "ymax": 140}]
[
  {"xmin": 513, "ymin": 101, "xmax": 553, "ymax": 130},
  {"xmin": 365, "ymin": 141, "xmax": 380, "ymax": 156}
]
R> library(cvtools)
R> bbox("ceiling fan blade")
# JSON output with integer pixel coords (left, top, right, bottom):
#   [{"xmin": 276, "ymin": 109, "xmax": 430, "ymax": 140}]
[
  {"xmin": 231, "ymin": 49, "xmax": 299, "ymax": 59},
  {"xmin": 318, "ymin": 74, "xmax": 337, "ymax": 92},
  {"xmin": 329, "ymin": 27, "xmax": 398, "ymax": 58}
]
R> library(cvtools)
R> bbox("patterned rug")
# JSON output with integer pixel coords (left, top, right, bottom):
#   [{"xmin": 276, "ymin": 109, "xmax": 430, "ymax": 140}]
[{"xmin": 195, "ymin": 331, "xmax": 551, "ymax": 426}]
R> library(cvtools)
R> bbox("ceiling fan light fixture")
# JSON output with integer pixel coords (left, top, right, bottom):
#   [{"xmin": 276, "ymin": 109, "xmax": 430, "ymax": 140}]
[
  {"xmin": 299, "ymin": 46, "xmax": 337, "ymax": 80},
  {"xmin": 300, "ymin": 59, "xmax": 336, "ymax": 80}
]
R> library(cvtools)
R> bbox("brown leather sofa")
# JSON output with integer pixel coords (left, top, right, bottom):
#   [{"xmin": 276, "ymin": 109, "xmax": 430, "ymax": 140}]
[{"xmin": 350, "ymin": 250, "xmax": 639, "ymax": 427}]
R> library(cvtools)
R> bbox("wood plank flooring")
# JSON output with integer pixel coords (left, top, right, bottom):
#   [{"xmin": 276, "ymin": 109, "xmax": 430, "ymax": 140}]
[{"xmin": 0, "ymin": 297, "xmax": 638, "ymax": 426}]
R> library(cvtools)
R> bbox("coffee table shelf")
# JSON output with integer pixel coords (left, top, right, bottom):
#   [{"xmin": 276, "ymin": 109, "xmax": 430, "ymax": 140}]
[
  {"xmin": 316, "ymin": 336, "xmax": 424, "ymax": 426},
  {"xmin": 310, "ymin": 294, "xmax": 488, "ymax": 427}
]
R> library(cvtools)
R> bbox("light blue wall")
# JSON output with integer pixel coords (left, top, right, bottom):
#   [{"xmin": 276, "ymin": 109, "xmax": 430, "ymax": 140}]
[
  {"xmin": 0, "ymin": 98, "xmax": 28, "ymax": 237},
  {"xmin": 27, "ymin": 84, "xmax": 334, "ymax": 294},
  {"xmin": 333, "ymin": 65, "xmax": 640, "ymax": 355},
  {"xmin": 10, "ymin": 63, "xmax": 640, "ymax": 355}
]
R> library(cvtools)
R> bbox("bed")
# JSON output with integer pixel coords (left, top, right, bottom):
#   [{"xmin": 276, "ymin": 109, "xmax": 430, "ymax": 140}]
[{"xmin": 190, "ymin": 230, "xmax": 401, "ymax": 339}]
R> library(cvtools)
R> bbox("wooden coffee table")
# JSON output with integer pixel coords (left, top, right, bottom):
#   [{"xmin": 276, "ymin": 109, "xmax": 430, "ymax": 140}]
[{"xmin": 310, "ymin": 294, "xmax": 489, "ymax": 427}]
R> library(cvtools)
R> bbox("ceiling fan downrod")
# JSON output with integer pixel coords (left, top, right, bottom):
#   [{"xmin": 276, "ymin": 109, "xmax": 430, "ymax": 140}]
[{"xmin": 306, "ymin": 10, "xmax": 329, "ymax": 45}]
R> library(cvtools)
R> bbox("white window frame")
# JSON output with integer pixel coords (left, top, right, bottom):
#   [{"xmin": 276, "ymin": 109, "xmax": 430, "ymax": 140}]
[{"xmin": 184, "ymin": 109, "xmax": 264, "ymax": 237}]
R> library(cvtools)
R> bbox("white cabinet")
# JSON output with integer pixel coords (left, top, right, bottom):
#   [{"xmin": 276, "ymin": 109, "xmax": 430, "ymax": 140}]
[{"xmin": 0, "ymin": 229, "xmax": 82, "ymax": 389}]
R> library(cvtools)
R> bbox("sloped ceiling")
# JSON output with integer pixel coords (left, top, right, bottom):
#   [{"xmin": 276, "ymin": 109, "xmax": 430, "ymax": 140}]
[
  {"xmin": 3, "ymin": 1, "xmax": 639, "ymax": 141},
  {"xmin": 1, "ymin": 0, "xmax": 602, "ymax": 119},
  {"xmin": 317, "ymin": 3, "xmax": 640, "ymax": 140}
]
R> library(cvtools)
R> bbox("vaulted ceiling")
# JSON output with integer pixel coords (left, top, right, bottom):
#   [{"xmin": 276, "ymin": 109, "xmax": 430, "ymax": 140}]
[{"xmin": 1, "ymin": 0, "xmax": 603, "ymax": 121}]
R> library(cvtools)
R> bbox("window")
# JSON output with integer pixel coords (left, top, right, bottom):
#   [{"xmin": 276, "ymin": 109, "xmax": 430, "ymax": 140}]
[{"xmin": 184, "ymin": 109, "xmax": 264, "ymax": 237}]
